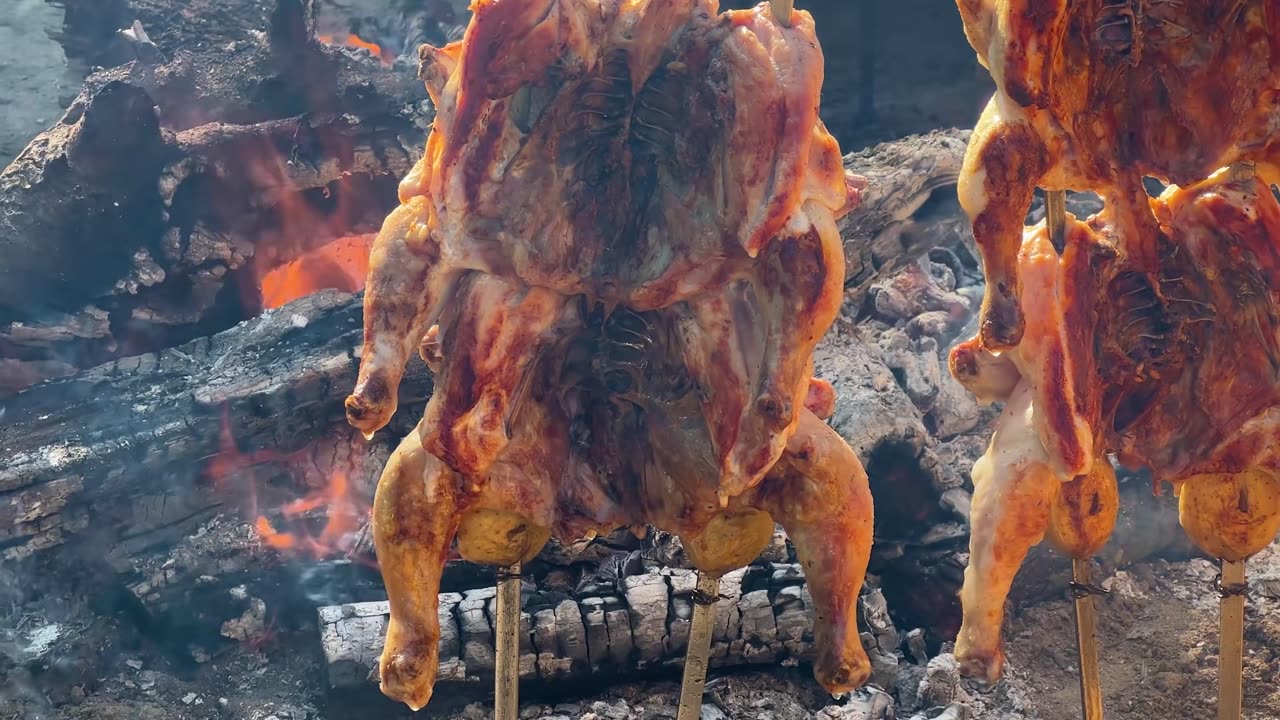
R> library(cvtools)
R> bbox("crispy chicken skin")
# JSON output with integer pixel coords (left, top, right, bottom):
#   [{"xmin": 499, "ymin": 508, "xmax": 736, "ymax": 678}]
[
  {"xmin": 954, "ymin": 0, "xmax": 1280, "ymax": 351},
  {"xmin": 346, "ymin": 1, "xmax": 871, "ymax": 710},
  {"xmin": 950, "ymin": 169, "xmax": 1280, "ymax": 681}
]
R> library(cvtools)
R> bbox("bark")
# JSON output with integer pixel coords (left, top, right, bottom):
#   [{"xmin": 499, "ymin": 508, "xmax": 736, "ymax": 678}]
[
  {"xmin": 317, "ymin": 565, "xmax": 904, "ymax": 690},
  {"xmin": 838, "ymin": 128, "xmax": 972, "ymax": 301},
  {"xmin": 0, "ymin": 290, "xmax": 429, "ymax": 564}
]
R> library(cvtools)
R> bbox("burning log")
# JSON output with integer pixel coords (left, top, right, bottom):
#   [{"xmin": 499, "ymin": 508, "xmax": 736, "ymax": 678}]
[
  {"xmin": 0, "ymin": 290, "xmax": 429, "ymax": 563},
  {"xmin": 0, "ymin": 0, "xmax": 430, "ymax": 395},
  {"xmin": 317, "ymin": 565, "xmax": 904, "ymax": 690}
]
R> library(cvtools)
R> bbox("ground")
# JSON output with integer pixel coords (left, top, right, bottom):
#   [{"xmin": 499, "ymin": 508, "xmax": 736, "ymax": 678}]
[
  {"xmin": 0, "ymin": 0, "xmax": 76, "ymax": 167},
  {"xmin": 5, "ymin": 544, "xmax": 1278, "ymax": 719}
]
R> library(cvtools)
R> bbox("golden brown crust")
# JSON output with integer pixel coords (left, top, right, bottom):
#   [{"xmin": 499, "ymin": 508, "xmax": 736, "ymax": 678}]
[
  {"xmin": 1046, "ymin": 458, "xmax": 1119, "ymax": 560},
  {"xmin": 1176, "ymin": 470, "xmax": 1280, "ymax": 562}
]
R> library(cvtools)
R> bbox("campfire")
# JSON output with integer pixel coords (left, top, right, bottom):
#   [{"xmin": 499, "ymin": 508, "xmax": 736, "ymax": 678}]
[{"xmin": 3, "ymin": 2, "xmax": 1280, "ymax": 720}]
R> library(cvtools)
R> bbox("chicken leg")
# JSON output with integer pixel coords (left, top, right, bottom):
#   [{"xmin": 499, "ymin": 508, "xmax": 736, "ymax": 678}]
[
  {"xmin": 346, "ymin": 196, "xmax": 464, "ymax": 439},
  {"xmin": 372, "ymin": 419, "xmax": 556, "ymax": 712},
  {"xmin": 756, "ymin": 409, "xmax": 875, "ymax": 693},
  {"xmin": 955, "ymin": 380, "xmax": 1058, "ymax": 682},
  {"xmin": 957, "ymin": 96, "xmax": 1050, "ymax": 351},
  {"xmin": 371, "ymin": 428, "xmax": 463, "ymax": 712}
]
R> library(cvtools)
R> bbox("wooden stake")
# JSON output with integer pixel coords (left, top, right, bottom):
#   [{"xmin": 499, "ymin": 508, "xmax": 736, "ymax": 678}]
[
  {"xmin": 1219, "ymin": 560, "xmax": 1246, "ymax": 720},
  {"xmin": 495, "ymin": 562, "xmax": 522, "ymax": 720},
  {"xmin": 1071, "ymin": 558, "xmax": 1105, "ymax": 720},
  {"xmin": 676, "ymin": 572, "xmax": 722, "ymax": 720},
  {"xmin": 1046, "ymin": 189, "xmax": 1068, "ymax": 254},
  {"xmin": 769, "ymin": 0, "xmax": 794, "ymax": 27}
]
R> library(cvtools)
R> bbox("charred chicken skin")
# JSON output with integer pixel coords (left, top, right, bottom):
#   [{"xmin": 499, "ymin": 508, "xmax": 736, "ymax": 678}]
[
  {"xmin": 955, "ymin": 0, "xmax": 1280, "ymax": 351},
  {"xmin": 344, "ymin": 0, "xmax": 871, "ymax": 711},
  {"xmin": 949, "ymin": 167, "xmax": 1280, "ymax": 682}
]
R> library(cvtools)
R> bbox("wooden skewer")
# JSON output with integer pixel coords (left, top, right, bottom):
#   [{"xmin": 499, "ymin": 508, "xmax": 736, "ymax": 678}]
[
  {"xmin": 769, "ymin": 0, "xmax": 794, "ymax": 27},
  {"xmin": 1046, "ymin": 189, "xmax": 1103, "ymax": 720},
  {"xmin": 1046, "ymin": 189, "xmax": 1068, "ymax": 255},
  {"xmin": 676, "ymin": 572, "xmax": 722, "ymax": 720},
  {"xmin": 495, "ymin": 562, "xmax": 523, "ymax": 720},
  {"xmin": 1070, "ymin": 558, "xmax": 1105, "ymax": 720},
  {"xmin": 1218, "ymin": 560, "xmax": 1246, "ymax": 720}
]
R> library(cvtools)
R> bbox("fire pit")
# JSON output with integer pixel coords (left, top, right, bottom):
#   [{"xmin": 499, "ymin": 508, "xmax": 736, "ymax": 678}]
[{"xmin": 3, "ymin": 2, "xmax": 1279, "ymax": 720}]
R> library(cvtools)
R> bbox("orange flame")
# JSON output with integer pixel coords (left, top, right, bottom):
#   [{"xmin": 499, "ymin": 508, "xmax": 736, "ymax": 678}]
[
  {"xmin": 203, "ymin": 406, "xmax": 282, "ymax": 483},
  {"xmin": 318, "ymin": 32, "xmax": 394, "ymax": 66},
  {"xmin": 259, "ymin": 234, "xmax": 373, "ymax": 310},
  {"xmin": 205, "ymin": 407, "xmax": 372, "ymax": 562},
  {"xmin": 257, "ymin": 469, "xmax": 365, "ymax": 559}
]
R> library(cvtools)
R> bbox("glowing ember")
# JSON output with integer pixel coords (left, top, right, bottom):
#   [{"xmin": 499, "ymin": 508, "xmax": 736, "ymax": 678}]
[
  {"xmin": 206, "ymin": 408, "xmax": 372, "ymax": 561},
  {"xmin": 259, "ymin": 234, "xmax": 373, "ymax": 310},
  {"xmin": 318, "ymin": 32, "xmax": 394, "ymax": 66}
]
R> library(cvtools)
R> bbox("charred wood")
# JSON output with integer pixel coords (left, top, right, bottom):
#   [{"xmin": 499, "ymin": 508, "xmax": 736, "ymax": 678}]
[
  {"xmin": 317, "ymin": 566, "xmax": 904, "ymax": 690},
  {"xmin": 0, "ymin": 290, "xmax": 429, "ymax": 563},
  {"xmin": 0, "ymin": 0, "xmax": 431, "ymax": 395}
]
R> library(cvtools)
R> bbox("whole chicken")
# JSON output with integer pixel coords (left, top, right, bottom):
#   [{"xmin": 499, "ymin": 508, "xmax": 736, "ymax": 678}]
[
  {"xmin": 343, "ymin": 0, "xmax": 873, "ymax": 711},
  {"xmin": 949, "ymin": 167, "xmax": 1280, "ymax": 681},
  {"xmin": 954, "ymin": 0, "xmax": 1280, "ymax": 352}
]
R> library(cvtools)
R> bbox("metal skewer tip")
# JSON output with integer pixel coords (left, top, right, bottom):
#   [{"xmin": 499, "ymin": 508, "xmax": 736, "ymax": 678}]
[
  {"xmin": 1218, "ymin": 559, "xmax": 1246, "ymax": 720},
  {"xmin": 495, "ymin": 562, "xmax": 523, "ymax": 720},
  {"xmin": 676, "ymin": 572, "xmax": 722, "ymax": 720},
  {"xmin": 1070, "ymin": 558, "xmax": 1105, "ymax": 720},
  {"xmin": 769, "ymin": 0, "xmax": 794, "ymax": 27}
]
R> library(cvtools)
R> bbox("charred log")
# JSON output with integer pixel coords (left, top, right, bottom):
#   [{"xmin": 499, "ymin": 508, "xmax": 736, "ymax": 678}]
[
  {"xmin": 0, "ymin": 0, "xmax": 431, "ymax": 395},
  {"xmin": 0, "ymin": 290, "xmax": 429, "ymax": 563},
  {"xmin": 317, "ymin": 566, "xmax": 904, "ymax": 691}
]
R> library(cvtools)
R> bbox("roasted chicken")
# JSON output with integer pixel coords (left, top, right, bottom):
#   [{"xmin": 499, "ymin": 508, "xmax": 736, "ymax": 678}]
[
  {"xmin": 954, "ymin": 0, "xmax": 1280, "ymax": 352},
  {"xmin": 344, "ymin": 0, "xmax": 872, "ymax": 711},
  {"xmin": 949, "ymin": 167, "xmax": 1280, "ymax": 681}
]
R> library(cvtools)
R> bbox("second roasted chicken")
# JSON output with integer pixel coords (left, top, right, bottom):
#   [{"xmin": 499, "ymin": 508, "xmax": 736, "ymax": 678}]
[
  {"xmin": 949, "ymin": 167, "xmax": 1280, "ymax": 681},
  {"xmin": 344, "ymin": 0, "xmax": 873, "ymax": 711}
]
